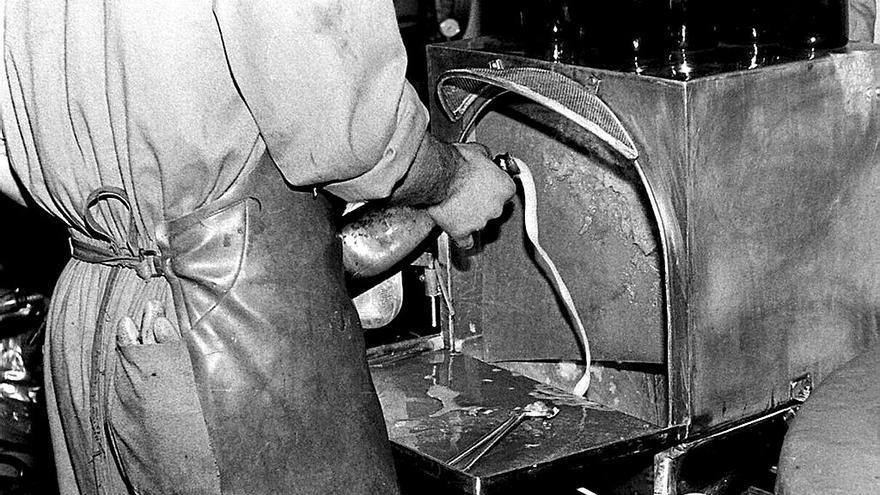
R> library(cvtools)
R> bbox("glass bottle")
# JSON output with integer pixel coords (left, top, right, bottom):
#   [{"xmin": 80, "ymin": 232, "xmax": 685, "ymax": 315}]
[
  {"xmin": 717, "ymin": 1, "xmax": 782, "ymax": 47},
  {"xmin": 573, "ymin": 0, "xmax": 670, "ymax": 72},
  {"xmin": 666, "ymin": 0, "xmax": 719, "ymax": 79},
  {"xmin": 716, "ymin": 1, "xmax": 784, "ymax": 70},
  {"xmin": 667, "ymin": 0, "xmax": 718, "ymax": 52},
  {"xmin": 528, "ymin": 0, "xmax": 578, "ymax": 62}
]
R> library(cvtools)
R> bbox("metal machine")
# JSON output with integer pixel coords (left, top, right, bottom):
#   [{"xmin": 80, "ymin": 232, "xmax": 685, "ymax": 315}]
[
  {"xmin": 366, "ymin": 34, "xmax": 880, "ymax": 495},
  {"xmin": 0, "ymin": 288, "xmax": 53, "ymax": 495}
]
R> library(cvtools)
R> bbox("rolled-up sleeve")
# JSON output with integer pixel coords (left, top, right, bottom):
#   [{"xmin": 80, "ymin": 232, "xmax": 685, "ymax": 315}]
[{"xmin": 212, "ymin": 0, "xmax": 428, "ymax": 202}]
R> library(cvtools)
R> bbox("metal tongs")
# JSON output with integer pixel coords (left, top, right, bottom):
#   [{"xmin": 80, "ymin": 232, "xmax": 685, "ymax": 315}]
[{"xmin": 446, "ymin": 401, "xmax": 559, "ymax": 471}]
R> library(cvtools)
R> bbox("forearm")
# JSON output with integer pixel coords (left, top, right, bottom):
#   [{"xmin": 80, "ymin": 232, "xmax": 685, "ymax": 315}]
[
  {"xmin": 386, "ymin": 133, "xmax": 461, "ymax": 207},
  {"xmin": 370, "ymin": 131, "xmax": 515, "ymax": 249}
]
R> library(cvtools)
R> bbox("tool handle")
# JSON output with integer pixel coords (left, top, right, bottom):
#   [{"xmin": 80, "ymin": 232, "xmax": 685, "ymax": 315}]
[
  {"xmin": 459, "ymin": 414, "xmax": 525, "ymax": 471},
  {"xmin": 446, "ymin": 413, "xmax": 518, "ymax": 466}
]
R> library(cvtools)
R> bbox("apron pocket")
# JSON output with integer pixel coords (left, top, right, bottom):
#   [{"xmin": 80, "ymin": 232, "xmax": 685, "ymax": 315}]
[{"xmin": 108, "ymin": 341, "xmax": 222, "ymax": 495}]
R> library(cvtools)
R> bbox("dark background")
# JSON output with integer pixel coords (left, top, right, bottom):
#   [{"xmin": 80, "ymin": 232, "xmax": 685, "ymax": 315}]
[{"xmin": 0, "ymin": 195, "xmax": 68, "ymax": 295}]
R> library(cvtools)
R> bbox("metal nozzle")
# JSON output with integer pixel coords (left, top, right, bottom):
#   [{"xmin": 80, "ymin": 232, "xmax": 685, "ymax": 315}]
[{"xmin": 493, "ymin": 153, "xmax": 520, "ymax": 176}]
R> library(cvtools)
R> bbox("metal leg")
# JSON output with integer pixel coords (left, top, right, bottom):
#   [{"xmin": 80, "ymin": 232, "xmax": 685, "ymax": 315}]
[{"xmin": 653, "ymin": 446, "xmax": 686, "ymax": 495}]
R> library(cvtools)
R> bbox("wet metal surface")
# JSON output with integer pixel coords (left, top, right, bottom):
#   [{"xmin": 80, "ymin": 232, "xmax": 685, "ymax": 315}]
[{"xmin": 371, "ymin": 350, "xmax": 675, "ymax": 493}]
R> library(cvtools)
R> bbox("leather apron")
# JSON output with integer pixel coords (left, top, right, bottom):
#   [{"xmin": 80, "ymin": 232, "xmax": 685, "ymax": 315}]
[{"xmin": 53, "ymin": 153, "xmax": 400, "ymax": 494}]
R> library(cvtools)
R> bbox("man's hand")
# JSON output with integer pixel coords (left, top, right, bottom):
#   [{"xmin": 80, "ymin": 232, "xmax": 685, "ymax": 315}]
[
  {"xmin": 383, "ymin": 132, "xmax": 516, "ymax": 248},
  {"xmin": 425, "ymin": 142, "xmax": 516, "ymax": 249}
]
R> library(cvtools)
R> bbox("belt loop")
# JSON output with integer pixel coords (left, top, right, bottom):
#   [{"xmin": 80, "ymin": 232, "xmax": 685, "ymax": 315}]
[{"xmin": 82, "ymin": 186, "xmax": 132, "ymax": 254}]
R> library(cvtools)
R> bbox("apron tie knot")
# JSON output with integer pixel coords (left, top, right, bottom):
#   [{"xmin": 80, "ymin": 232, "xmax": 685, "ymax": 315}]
[{"xmin": 69, "ymin": 186, "xmax": 165, "ymax": 280}]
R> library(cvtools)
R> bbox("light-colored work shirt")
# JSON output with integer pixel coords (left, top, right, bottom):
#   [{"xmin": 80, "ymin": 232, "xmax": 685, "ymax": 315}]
[{"xmin": 0, "ymin": 0, "xmax": 428, "ymax": 246}]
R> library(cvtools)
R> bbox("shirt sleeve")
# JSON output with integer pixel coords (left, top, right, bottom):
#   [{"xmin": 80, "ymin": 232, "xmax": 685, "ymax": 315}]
[
  {"xmin": 850, "ymin": 0, "xmax": 878, "ymax": 42},
  {"xmin": 875, "ymin": 0, "xmax": 880, "ymax": 42},
  {"xmin": 212, "ymin": 0, "xmax": 429, "ymax": 202},
  {"xmin": 0, "ymin": 6, "xmax": 24, "ymax": 207}
]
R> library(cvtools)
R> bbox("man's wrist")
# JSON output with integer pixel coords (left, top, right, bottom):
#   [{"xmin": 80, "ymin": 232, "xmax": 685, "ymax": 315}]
[{"xmin": 387, "ymin": 133, "xmax": 460, "ymax": 207}]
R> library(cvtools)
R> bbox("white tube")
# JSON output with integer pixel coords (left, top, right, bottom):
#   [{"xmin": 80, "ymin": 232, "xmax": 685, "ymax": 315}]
[{"xmin": 511, "ymin": 156, "xmax": 592, "ymax": 396}]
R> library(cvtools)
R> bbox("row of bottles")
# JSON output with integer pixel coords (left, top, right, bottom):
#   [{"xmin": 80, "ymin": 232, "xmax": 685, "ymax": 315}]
[
  {"xmin": 675, "ymin": 1, "xmax": 849, "ymax": 50},
  {"xmin": 480, "ymin": 0, "xmax": 849, "ymax": 78}
]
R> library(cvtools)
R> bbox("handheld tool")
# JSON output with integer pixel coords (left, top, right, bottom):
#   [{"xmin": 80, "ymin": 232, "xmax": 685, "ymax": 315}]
[
  {"xmin": 340, "ymin": 153, "xmax": 518, "ymax": 280},
  {"xmin": 446, "ymin": 400, "xmax": 560, "ymax": 472}
]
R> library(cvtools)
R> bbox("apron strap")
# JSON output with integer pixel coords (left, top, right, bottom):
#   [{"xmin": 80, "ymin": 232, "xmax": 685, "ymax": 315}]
[{"xmin": 71, "ymin": 186, "xmax": 164, "ymax": 279}]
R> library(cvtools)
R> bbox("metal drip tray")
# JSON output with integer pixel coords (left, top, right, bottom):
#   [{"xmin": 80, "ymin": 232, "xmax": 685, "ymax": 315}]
[{"xmin": 370, "ymin": 350, "xmax": 679, "ymax": 494}]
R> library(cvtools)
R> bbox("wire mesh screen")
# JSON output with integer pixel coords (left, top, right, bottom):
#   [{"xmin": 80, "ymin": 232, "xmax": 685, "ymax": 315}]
[{"xmin": 436, "ymin": 67, "xmax": 639, "ymax": 160}]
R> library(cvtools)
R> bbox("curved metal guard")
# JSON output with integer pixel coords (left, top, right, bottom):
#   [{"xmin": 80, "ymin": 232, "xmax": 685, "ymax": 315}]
[{"xmin": 437, "ymin": 67, "xmax": 638, "ymax": 160}]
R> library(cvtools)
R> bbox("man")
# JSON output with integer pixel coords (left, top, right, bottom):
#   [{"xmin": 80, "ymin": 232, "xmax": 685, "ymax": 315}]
[
  {"xmin": 0, "ymin": 1, "xmax": 514, "ymax": 494},
  {"xmin": 774, "ymin": 6, "xmax": 880, "ymax": 495},
  {"xmin": 850, "ymin": 0, "xmax": 879, "ymax": 43}
]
